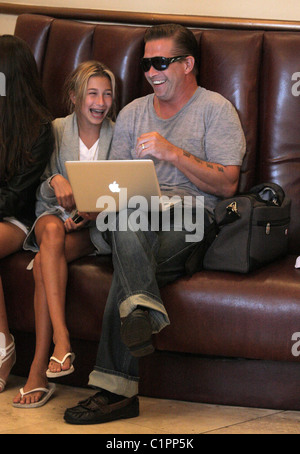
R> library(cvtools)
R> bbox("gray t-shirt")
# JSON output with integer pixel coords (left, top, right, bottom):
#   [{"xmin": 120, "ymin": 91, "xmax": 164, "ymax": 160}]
[{"xmin": 109, "ymin": 86, "xmax": 246, "ymax": 213}]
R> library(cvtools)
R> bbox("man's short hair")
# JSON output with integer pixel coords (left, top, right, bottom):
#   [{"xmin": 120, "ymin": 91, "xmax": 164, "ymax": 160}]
[{"xmin": 144, "ymin": 24, "xmax": 199, "ymax": 75}]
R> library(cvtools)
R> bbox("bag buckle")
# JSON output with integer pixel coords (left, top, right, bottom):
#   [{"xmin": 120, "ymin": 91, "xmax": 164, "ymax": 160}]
[{"xmin": 226, "ymin": 201, "xmax": 240, "ymax": 217}]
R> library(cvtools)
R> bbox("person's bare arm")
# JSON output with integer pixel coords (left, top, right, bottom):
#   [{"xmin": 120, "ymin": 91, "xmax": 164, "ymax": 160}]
[{"xmin": 136, "ymin": 132, "xmax": 241, "ymax": 198}]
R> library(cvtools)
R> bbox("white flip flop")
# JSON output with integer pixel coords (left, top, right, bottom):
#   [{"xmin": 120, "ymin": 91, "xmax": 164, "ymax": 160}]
[
  {"xmin": 0, "ymin": 334, "xmax": 16, "ymax": 393},
  {"xmin": 12, "ymin": 383, "xmax": 56, "ymax": 408},
  {"xmin": 46, "ymin": 352, "xmax": 75, "ymax": 378}
]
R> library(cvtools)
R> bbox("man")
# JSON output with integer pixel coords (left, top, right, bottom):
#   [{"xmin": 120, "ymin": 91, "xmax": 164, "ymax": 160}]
[{"xmin": 64, "ymin": 23, "xmax": 246, "ymax": 425}]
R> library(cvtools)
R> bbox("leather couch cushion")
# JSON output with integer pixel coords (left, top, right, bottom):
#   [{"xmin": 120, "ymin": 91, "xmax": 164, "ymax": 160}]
[
  {"xmin": 2, "ymin": 251, "xmax": 300, "ymax": 364},
  {"xmin": 158, "ymin": 255, "xmax": 300, "ymax": 362}
]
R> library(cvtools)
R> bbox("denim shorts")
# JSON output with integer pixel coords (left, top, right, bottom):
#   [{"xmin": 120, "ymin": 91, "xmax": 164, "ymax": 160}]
[{"xmin": 3, "ymin": 217, "xmax": 29, "ymax": 234}]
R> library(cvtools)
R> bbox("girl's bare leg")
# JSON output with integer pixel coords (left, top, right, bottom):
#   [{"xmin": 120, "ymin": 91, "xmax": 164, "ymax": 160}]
[
  {"xmin": 0, "ymin": 222, "xmax": 26, "ymax": 390},
  {"xmin": 35, "ymin": 216, "xmax": 70, "ymax": 372},
  {"xmin": 13, "ymin": 217, "xmax": 94, "ymax": 404},
  {"xmin": 36, "ymin": 217, "xmax": 95, "ymax": 374},
  {"xmin": 13, "ymin": 252, "xmax": 52, "ymax": 404}
]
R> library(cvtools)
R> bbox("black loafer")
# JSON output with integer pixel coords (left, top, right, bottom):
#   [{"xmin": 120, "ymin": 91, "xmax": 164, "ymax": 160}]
[
  {"xmin": 64, "ymin": 391, "xmax": 139, "ymax": 425},
  {"xmin": 120, "ymin": 309, "xmax": 154, "ymax": 357}
]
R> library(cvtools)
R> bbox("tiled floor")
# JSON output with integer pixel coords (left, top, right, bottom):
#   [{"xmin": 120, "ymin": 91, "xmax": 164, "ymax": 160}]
[{"xmin": 0, "ymin": 375, "xmax": 300, "ymax": 434}]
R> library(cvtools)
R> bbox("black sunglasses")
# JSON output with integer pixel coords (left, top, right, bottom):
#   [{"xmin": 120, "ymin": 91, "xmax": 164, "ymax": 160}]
[{"xmin": 141, "ymin": 55, "xmax": 188, "ymax": 72}]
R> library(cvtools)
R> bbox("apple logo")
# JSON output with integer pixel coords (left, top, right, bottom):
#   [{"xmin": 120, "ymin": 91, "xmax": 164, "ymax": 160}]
[{"xmin": 109, "ymin": 181, "xmax": 121, "ymax": 193}]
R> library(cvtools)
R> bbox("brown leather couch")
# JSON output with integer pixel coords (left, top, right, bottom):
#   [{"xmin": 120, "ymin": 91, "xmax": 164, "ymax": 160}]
[{"xmin": 1, "ymin": 13, "xmax": 300, "ymax": 410}]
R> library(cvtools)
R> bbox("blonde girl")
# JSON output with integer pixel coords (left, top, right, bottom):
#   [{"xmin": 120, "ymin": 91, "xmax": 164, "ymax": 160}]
[{"xmin": 13, "ymin": 61, "xmax": 116, "ymax": 407}]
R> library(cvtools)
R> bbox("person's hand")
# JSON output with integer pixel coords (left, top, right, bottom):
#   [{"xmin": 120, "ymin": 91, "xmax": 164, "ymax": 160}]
[
  {"xmin": 50, "ymin": 174, "xmax": 76, "ymax": 212},
  {"xmin": 64, "ymin": 215, "xmax": 89, "ymax": 233},
  {"xmin": 135, "ymin": 132, "xmax": 180, "ymax": 163},
  {"xmin": 79, "ymin": 212, "xmax": 99, "ymax": 221}
]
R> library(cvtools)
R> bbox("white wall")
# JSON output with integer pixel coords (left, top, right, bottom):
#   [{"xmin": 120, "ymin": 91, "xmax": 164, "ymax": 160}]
[
  {"xmin": 2, "ymin": 0, "xmax": 300, "ymax": 34},
  {"xmin": 0, "ymin": 14, "xmax": 18, "ymax": 34},
  {"xmin": 3, "ymin": 0, "xmax": 300, "ymax": 20}
]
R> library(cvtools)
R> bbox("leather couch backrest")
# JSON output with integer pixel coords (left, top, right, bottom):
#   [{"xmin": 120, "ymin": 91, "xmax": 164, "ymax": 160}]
[
  {"xmin": 197, "ymin": 30, "xmax": 263, "ymax": 193},
  {"xmin": 14, "ymin": 14, "xmax": 300, "ymax": 254},
  {"xmin": 260, "ymin": 33, "xmax": 300, "ymax": 253},
  {"xmin": 42, "ymin": 19, "xmax": 94, "ymax": 117},
  {"xmin": 14, "ymin": 14, "xmax": 54, "ymax": 75},
  {"xmin": 14, "ymin": 14, "xmax": 147, "ymax": 118},
  {"xmin": 92, "ymin": 25, "xmax": 147, "ymax": 114}
]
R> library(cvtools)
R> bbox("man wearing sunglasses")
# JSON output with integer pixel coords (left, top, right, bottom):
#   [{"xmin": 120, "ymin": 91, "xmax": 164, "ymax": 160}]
[{"xmin": 65, "ymin": 24, "xmax": 246, "ymax": 425}]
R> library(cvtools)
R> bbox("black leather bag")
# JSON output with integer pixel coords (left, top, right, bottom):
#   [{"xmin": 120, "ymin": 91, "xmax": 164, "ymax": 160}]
[{"xmin": 203, "ymin": 183, "xmax": 291, "ymax": 273}]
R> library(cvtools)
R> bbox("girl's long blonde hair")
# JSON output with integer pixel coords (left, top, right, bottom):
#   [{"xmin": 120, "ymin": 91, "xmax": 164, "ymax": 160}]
[{"xmin": 64, "ymin": 60, "xmax": 117, "ymax": 121}]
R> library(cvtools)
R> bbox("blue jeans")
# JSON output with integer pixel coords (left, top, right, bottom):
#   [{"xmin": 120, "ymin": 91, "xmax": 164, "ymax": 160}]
[{"xmin": 88, "ymin": 208, "xmax": 210, "ymax": 397}]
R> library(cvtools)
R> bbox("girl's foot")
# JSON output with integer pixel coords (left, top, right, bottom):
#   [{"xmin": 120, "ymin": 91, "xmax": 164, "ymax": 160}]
[
  {"xmin": 46, "ymin": 342, "xmax": 75, "ymax": 378},
  {"xmin": 13, "ymin": 369, "xmax": 48, "ymax": 406},
  {"xmin": 0, "ymin": 333, "xmax": 16, "ymax": 393}
]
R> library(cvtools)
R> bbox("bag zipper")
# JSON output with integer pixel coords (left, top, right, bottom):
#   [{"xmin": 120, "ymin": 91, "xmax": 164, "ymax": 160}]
[{"xmin": 257, "ymin": 218, "xmax": 290, "ymax": 235}]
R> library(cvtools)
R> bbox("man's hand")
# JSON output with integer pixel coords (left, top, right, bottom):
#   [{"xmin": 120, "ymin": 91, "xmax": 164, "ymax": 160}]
[
  {"xmin": 135, "ymin": 132, "xmax": 180, "ymax": 163},
  {"xmin": 135, "ymin": 132, "xmax": 240, "ymax": 198}
]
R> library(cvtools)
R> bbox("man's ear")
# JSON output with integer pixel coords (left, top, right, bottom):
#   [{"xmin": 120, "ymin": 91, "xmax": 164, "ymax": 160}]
[{"xmin": 184, "ymin": 56, "xmax": 195, "ymax": 75}]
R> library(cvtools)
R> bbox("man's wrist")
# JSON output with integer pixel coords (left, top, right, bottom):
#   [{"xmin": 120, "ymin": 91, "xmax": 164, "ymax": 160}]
[{"xmin": 170, "ymin": 147, "xmax": 183, "ymax": 165}]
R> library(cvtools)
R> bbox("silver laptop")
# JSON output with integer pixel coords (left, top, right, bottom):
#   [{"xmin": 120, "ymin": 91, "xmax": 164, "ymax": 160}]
[{"xmin": 65, "ymin": 159, "xmax": 174, "ymax": 213}]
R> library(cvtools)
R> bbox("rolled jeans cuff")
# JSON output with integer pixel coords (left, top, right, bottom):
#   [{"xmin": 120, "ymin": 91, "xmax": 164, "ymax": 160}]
[
  {"xmin": 88, "ymin": 368, "xmax": 139, "ymax": 398},
  {"xmin": 119, "ymin": 292, "xmax": 170, "ymax": 334}
]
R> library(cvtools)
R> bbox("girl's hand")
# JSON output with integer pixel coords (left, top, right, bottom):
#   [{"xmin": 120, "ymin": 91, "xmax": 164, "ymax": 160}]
[
  {"xmin": 64, "ymin": 216, "xmax": 88, "ymax": 233},
  {"xmin": 50, "ymin": 174, "xmax": 76, "ymax": 212},
  {"xmin": 79, "ymin": 212, "xmax": 99, "ymax": 221}
]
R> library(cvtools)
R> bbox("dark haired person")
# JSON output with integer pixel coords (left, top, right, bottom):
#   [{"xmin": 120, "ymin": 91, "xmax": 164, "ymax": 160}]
[
  {"xmin": 0, "ymin": 35, "xmax": 53, "ymax": 393},
  {"xmin": 64, "ymin": 24, "xmax": 246, "ymax": 425}
]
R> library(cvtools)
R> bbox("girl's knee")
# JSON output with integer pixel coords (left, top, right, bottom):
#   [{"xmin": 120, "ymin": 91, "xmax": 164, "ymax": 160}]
[{"xmin": 40, "ymin": 222, "xmax": 65, "ymax": 248}]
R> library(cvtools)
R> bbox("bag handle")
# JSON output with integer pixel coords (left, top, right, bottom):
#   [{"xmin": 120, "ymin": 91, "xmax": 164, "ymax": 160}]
[{"xmin": 247, "ymin": 182, "xmax": 285, "ymax": 206}]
